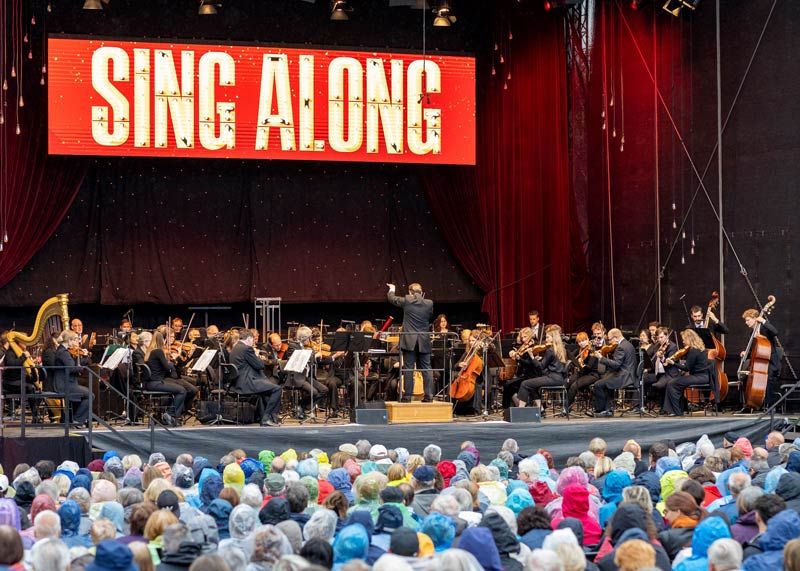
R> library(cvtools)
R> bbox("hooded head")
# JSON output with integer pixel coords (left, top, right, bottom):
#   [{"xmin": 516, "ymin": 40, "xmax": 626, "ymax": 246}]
[
  {"xmin": 659, "ymin": 469, "xmax": 689, "ymax": 501},
  {"xmin": 59, "ymin": 499, "xmax": 82, "ymax": 535},
  {"xmin": 505, "ymin": 489, "xmax": 535, "ymax": 516},
  {"xmin": 556, "ymin": 467, "xmax": 589, "ymax": 495},
  {"xmin": 609, "ymin": 503, "xmax": 648, "ymax": 545},
  {"xmin": 602, "ymin": 469, "xmax": 633, "ymax": 503},
  {"xmin": 104, "ymin": 457, "xmax": 125, "ymax": 479},
  {"xmin": 456, "ymin": 451, "xmax": 477, "ymax": 472},
  {"xmin": 200, "ymin": 474, "xmax": 223, "ymax": 507},
  {"xmin": 690, "ymin": 515, "xmax": 731, "ymax": 557},
  {"xmin": 91, "ymin": 479, "xmax": 118, "ymax": 503},
  {"xmin": 0, "ymin": 499, "xmax": 22, "ymax": 531},
  {"xmin": 437, "ymin": 461, "xmax": 456, "ymax": 487},
  {"xmin": 297, "ymin": 459, "xmax": 319, "ymax": 479},
  {"xmin": 346, "ymin": 510, "xmax": 375, "ymax": 540},
  {"xmin": 613, "ymin": 452, "xmax": 637, "ymax": 477},
  {"xmin": 760, "ymin": 509, "xmax": 800, "ymax": 551},
  {"xmin": 656, "ymin": 457, "xmax": 682, "ymax": 478},
  {"xmin": 99, "ymin": 501, "xmax": 125, "ymax": 534},
  {"xmin": 192, "ymin": 457, "xmax": 210, "ymax": 479},
  {"xmin": 765, "ymin": 467, "xmax": 789, "ymax": 494},
  {"xmin": 490, "ymin": 459, "xmax": 510, "ymax": 480},
  {"xmin": 557, "ymin": 518, "xmax": 585, "ymax": 546},
  {"xmin": 207, "ymin": 499, "xmax": 233, "ymax": 540},
  {"xmin": 30, "ymin": 494, "xmax": 57, "ymax": 522},
  {"xmin": 562, "ymin": 484, "xmax": 590, "ymax": 517},
  {"xmin": 327, "ymin": 468, "xmax": 353, "ymax": 503},
  {"xmin": 776, "ymin": 472, "xmax": 800, "ymax": 503},
  {"xmin": 734, "ymin": 438, "xmax": 754, "ymax": 460},
  {"xmin": 258, "ymin": 450, "xmax": 275, "ymax": 471},
  {"xmin": 333, "ymin": 523, "xmax": 369, "ymax": 564},
  {"xmin": 786, "ymin": 452, "xmax": 800, "ymax": 474},
  {"xmin": 421, "ymin": 512, "xmax": 456, "ymax": 552},
  {"xmin": 633, "ymin": 471, "xmax": 661, "ymax": 505},
  {"xmin": 458, "ymin": 527, "xmax": 503, "ymax": 571},
  {"xmin": 259, "ymin": 498, "xmax": 291, "ymax": 526},
  {"xmin": 223, "ymin": 463, "xmax": 245, "ymax": 494}
]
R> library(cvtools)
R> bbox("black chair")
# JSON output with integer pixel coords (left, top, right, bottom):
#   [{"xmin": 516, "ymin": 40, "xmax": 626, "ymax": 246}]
[
  {"xmin": 132, "ymin": 363, "xmax": 173, "ymax": 422},
  {"xmin": 220, "ymin": 363, "xmax": 257, "ymax": 424},
  {"xmin": 541, "ymin": 362, "xmax": 573, "ymax": 419}
]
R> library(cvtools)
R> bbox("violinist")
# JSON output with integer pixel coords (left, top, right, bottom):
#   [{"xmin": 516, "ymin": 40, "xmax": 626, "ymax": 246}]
[
  {"xmin": 230, "ymin": 329, "xmax": 282, "ymax": 427},
  {"xmin": 741, "ymin": 309, "xmax": 781, "ymax": 406},
  {"xmin": 171, "ymin": 317, "xmax": 184, "ymax": 337},
  {"xmin": 53, "ymin": 331, "xmax": 91, "ymax": 426},
  {"xmin": 260, "ymin": 332, "xmax": 287, "ymax": 382},
  {"xmin": 144, "ymin": 331, "xmax": 198, "ymax": 426},
  {"xmin": 565, "ymin": 331, "xmax": 600, "ymax": 413},
  {"xmin": 513, "ymin": 327, "xmax": 568, "ymax": 410},
  {"xmin": 283, "ymin": 326, "xmax": 329, "ymax": 417},
  {"xmin": 502, "ymin": 327, "xmax": 542, "ymax": 409},
  {"xmin": 431, "ymin": 314, "xmax": 450, "ymax": 392},
  {"xmin": 662, "ymin": 329, "xmax": 712, "ymax": 416},
  {"xmin": 204, "ymin": 325, "xmax": 222, "ymax": 349},
  {"xmin": 589, "ymin": 328, "xmax": 636, "ymax": 417},
  {"xmin": 639, "ymin": 326, "xmax": 679, "ymax": 410},
  {"xmin": 69, "ymin": 318, "xmax": 93, "ymax": 363}
]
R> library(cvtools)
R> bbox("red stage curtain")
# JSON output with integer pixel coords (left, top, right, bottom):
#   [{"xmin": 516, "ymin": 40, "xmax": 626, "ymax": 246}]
[
  {"xmin": 423, "ymin": 6, "xmax": 588, "ymax": 331},
  {"xmin": 0, "ymin": 76, "xmax": 87, "ymax": 289}
]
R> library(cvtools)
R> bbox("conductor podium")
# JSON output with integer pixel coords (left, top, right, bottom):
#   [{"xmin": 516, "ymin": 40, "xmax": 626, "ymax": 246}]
[{"xmin": 385, "ymin": 401, "xmax": 453, "ymax": 424}]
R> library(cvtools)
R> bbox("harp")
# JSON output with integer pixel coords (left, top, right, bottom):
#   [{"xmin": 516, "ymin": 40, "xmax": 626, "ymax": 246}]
[{"xmin": 7, "ymin": 294, "xmax": 70, "ymax": 391}]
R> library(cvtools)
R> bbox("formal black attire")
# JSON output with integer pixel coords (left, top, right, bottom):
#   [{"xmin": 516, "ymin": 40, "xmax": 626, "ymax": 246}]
[
  {"xmin": 692, "ymin": 320, "xmax": 729, "ymax": 338},
  {"xmin": 593, "ymin": 338, "xmax": 636, "ymax": 413},
  {"xmin": 283, "ymin": 341, "xmax": 329, "ymax": 408},
  {"xmin": 387, "ymin": 290, "xmax": 434, "ymax": 400},
  {"xmin": 516, "ymin": 348, "xmax": 566, "ymax": 404},
  {"xmin": 52, "ymin": 345, "xmax": 90, "ymax": 424},
  {"xmin": 662, "ymin": 347, "xmax": 711, "ymax": 416},
  {"xmin": 229, "ymin": 341, "xmax": 282, "ymax": 424},
  {"xmin": 755, "ymin": 320, "xmax": 781, "ymax": 407},
  {"xmin": 502, "ymin": 349, "xmax": 543, "ymax": 409},
  {"xmin": 640, "ymin": 342, "xmax": 679, "ymax": 407},
  {"xmin": 2, "ymin": 349, "xmax": 40, "ymax": 419},
  {"xmin": 566, "ymin": 348, "xmax": 600, "ymax": 410},
  {"xmin": 144, "ymin": 348, "xmax": 197, "ymax": 417}
]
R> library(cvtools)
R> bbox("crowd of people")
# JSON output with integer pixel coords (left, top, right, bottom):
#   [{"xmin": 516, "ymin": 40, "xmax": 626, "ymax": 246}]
[{"xmin": 2, "ymin": 431, "xmax": 800, "ymax": 571}]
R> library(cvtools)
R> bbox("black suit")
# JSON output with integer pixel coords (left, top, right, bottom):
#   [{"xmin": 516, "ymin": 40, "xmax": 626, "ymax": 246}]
[
  {"xmin": 387, "ymin": 290, "xmax": 434, "ymax": 399},
  {"xmin": 593, "ymin": 338, "xmax": 636, "ymax": 413},
  {"xmin": 282, "ymin": 341, "xmax": 329, "ymax": 407},
  {"xmin": 758, "ymin": 320, "xmax": 782, "ymax": 407},
  {"xmin": 229, "ymin": 342, "xmax": 282, "ymax": 423},
  {"xmin": 52, "ymin": 345, "xmax": 90, "ymax": 424}
]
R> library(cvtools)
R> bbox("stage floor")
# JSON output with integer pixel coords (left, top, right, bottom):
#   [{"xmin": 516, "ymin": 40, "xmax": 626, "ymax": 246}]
[{"xmin": 71, "ymin": 414, "xmax": 777, "ymax": 464}]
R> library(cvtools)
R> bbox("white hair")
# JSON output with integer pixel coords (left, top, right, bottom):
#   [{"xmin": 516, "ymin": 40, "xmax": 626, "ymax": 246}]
[
  {"xmin": 423, "ymin": 444, "xmax": 442, "ymax": 466},
  {"xmin": 527, "ymin": 548, "xmax": 565, "ymax": 571},
  {"xmin": 374, "ymin": 553, "xmax": 415, "ymax": 571},
  {"xmin": 698, "ymin": 441, "xmax": 715, "ymax": 458},
  {"xmin": 437, "ymin": 549, "xmax": 484, "ymax": 571},
  {"xmin": 34, "ymin": 510, "xmax": 62, "ymax": 540},
  {"xmin": 518, "ymin": 458, "xmax": 540, "ymax": 480},
  {"xmin": 296, "ymin": 326, "xmax": 312, "ymax": 343},
  {"xmin": 431, "ymin": 494, "xmax": 460, "ymax": 517},
  {"xmin": 502, "ymin": 438, "xmax": 520, "ymax": 453},
  {"xmin": 708, "ymin": 538, "xmax": 743, "ymax": 571},
  {"xmin": 31, "ymin": 538, "xmax": 70, "ymax": 571},
  {"xmin": 543, "ymin": 528, "xmax": 578, "ymax": 551},
  {"xmin": 138, "ymin": 331, "xmax": 153, "ymax": 348},
  {"xmin": 728, "ymin": 472, "xmax": 751, "ymax": 496},
  {"xmin": 240, "ymin": 483, "xmax": 264, "ymax": 509},
  {"xmin": 440, "ymin": 487, "xmax": 473, "ymax": 512}
]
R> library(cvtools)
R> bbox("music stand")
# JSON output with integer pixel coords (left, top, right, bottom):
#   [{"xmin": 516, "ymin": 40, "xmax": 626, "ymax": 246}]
[{"xmin": 349, "ymin": 332, "xmax": 373, "ymax": 409}]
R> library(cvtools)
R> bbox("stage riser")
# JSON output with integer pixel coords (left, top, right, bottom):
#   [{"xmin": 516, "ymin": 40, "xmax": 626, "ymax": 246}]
[{"xmin": 385, "ymin": 402, "xmax": 453, "ymax": 424}]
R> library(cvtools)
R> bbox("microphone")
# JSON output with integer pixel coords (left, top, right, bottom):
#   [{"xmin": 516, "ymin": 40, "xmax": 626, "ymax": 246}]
[{"xmin": 679, "ymin": 294, "xmax": 686, "ymax": 301}]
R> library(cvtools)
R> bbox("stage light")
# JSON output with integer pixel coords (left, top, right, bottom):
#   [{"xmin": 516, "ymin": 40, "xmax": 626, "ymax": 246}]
[
  {"xmin": 82, "ymin": 0, "xmax": 108, "ymax": 10},
  {"xmin": 662, "ymin": 0, "xmax": 701, "ymax": 17},
  {"xmin": 433, "ymin": 1, "xmax": 456, "ymax": 27},
  {"xmin": 544, "ymin": 0, "xmax": 582, "ymax": 12},
  {"xmin": 198, "ymin": 0, "xmax": 219, "ymax": 15},
  {"xmin": 630, "ymin": 0, "xmax": 648, "ymax": 9},
  {"xmin": 330, "ymin": 0, "xmax": 352, "ymax": 20}
]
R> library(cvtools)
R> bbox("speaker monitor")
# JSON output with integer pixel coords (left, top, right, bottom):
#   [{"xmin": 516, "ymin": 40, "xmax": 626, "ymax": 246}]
[
  {"xmin": 351, "ymin": 408, "xmax": 388, "ymax": 425},
  {"xmin": 503, "ymin": 407, "xmax": 541, "ymax": 423}
]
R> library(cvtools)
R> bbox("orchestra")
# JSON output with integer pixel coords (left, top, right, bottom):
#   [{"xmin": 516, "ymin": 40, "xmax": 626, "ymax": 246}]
[{"xmin": 0, "ymin": 290, "xmax": 788, "ymax": 427}]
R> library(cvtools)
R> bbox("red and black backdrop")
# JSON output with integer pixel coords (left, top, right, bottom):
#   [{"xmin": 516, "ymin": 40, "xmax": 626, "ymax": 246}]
[{"xmin": 0, "ymin": 0, "xmax": 587, "ymax": 332}]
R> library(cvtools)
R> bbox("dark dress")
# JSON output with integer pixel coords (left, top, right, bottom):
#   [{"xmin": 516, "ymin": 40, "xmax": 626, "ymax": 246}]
[
  {"xmin": 662, "ymin": 347, "xmax": 711, "ymax": 416},
  {"xmin": 517, "ymin": 348, "xmax": 566, "ymax": 404},
  {"xmin": 144, "ymin": 348, "xmax": 197, "ymax": 417}
]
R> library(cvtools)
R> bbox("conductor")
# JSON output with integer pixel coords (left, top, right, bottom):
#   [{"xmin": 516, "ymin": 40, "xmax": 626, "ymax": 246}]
[{"xmin": 387, "ymin": 282, "xmax": 434, "ymax": 402}]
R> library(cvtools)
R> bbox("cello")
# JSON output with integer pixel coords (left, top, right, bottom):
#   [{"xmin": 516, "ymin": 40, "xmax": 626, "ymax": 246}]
[
  {"xmin": 738, "ymin": 295, "xmax": 777, "ymax": 410},
  {"xmin": 450, "ymin": 333, "xmax": 488, "ymax": 403}
]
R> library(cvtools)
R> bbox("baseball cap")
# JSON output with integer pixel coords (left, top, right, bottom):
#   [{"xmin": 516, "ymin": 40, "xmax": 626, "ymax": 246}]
[{"xmin": 413, "ymin": 466, "xmax": 435, "ymax": 482}]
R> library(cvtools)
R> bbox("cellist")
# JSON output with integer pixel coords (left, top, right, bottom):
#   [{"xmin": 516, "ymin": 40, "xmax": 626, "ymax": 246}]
[{"xmin": 741, "ymin": 309, "xmax": 781, "ymax": 406}]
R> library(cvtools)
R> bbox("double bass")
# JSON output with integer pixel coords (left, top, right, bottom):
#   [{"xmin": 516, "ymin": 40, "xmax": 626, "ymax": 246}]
[
  {"xmin": 687, "ymin": 292, "xmax": 729, "ymax": 404},
  {"xmin": 738, "ymin": 295, "xmax": 777, "ymax": 410}
]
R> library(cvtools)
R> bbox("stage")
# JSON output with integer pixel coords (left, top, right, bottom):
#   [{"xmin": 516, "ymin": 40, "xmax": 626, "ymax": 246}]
[{"xmin": 72, "ymin": 414, "xmax": 777, "ymax": 464}]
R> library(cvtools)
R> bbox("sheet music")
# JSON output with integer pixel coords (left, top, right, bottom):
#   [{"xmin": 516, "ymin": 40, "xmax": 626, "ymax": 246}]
[
  {"xmin": 192, "ymin": 349, "xmax": 218, "ymax": 372},
  {"xmin": 284, "ymin": 349, "xmax": 313, "ymax": 373},
  {"xmin": 102, "ymin": 348, "xmax": 130, "ymax": 371}
]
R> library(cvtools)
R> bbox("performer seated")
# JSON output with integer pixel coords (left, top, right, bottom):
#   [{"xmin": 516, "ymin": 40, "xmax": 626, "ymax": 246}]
[
  {"xmin": 229, "ymin": 329, "xmax": 282, "ymax": 426},
  {"xmin": 640, "ymin": 326, "xmax": 679, "ymax": 410},
  {"xmin": 662, "ymin": 329, "xmax": 712, "ymax": 417},
  {"xmin": 741, "ymin": 309, "xmax": 781, "ymax": 407},
  {"xmin": 565, "ymin": 331, "xmax": 599, "ymax": 413},
  {"xmin": 513, "ymin": 326, "xmax": 567, "ymax": 410},
  {"xmin": 54, "ymin": 331, "xmax": 91, "ymax": 426},
  {"xmin": 261, "ymin": 332, "xmax": 287, "ymax": 385},
  {"xmin": 141, "ymin": 331, "xmax": 198, "ymax": 426},
  {"xmin": 284, "ymin": 326, "xmax": 329, "ymax": 417},
  {"xmin": 502, "ymin": 327, "xmax": 541, "ymax": 409},
  {"xmin": 590, "ymin": 328, "xmax": 636, "ymax": 417},
  {"xmin": 1, "ymin": 337, "xmax": 41, "ymax": 421}
]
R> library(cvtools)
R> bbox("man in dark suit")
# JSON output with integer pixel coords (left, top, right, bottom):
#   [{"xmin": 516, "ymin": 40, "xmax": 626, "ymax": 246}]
[
  {"xmin": 387, "ymin": 282, "xmax": 434, "ymax": 402},
  {"xmin": 53, "ymin": 331, "xmax": 91, "ymax": 426},
  {"xmin": 528, "ymin": 310, "xmax": 545, "ymax": 344},
  {"xmin": 590, "ymin": 328, "xmax": 636, "ymax": 417},
  {"xmin": 229, "ymin": 329, "xmax": 282, "ymax": 426},
  {"xmin": 742, "ymin": 309, "xmax": 782, "ymax": 407}
]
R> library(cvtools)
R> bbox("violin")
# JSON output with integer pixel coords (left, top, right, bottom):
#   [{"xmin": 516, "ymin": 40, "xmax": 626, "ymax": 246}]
[
  {"xmin": 599, "ymin": 342, "xmax": 618, "ymax": 357},
  {"xmin": 665, "ymin": 346, "xmax": 690, "ymax": 365},
  {"xmin": 577, "ymin": 345, "xmax": 591, "ymax": 368},
  {"xmin": 277, "ymin": 341, "xmax": 289, "ymax": 360}
]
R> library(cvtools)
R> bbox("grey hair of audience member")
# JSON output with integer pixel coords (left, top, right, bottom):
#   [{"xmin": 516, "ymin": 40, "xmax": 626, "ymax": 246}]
[
  {"xmin": 175, "ymin": 454, "xmax": 193, "ymax": 468},
  {"xmin": 163, "ymin": 522, "xmax": 190, "ymax": 554},
  {"xmin": 708, "ymin": 538, "xmax": 743, "ymax": 571},
  {"xmin": 273, "ymin": 554, "xmax": 317, "ymax": 571},
  {"xmin": 31, "ymin": 538, "xmax": 71, "ymax": 571},
  {"xmin": 228, "ymin": 504, "xmax": 257, "ymax": 540},
  {"xmin": 302, "ymin": 508, "xmax": 338, "ymax": 542},
  {"xmin": 431, "ymin": 494, "xmax": 460, "ymax": 518},
  {"xmin": 502, "ymin": 438, "xmax": 520, "ymax": 454},
  {"xmin": 285, "ymin": 482, "xmax": 309, "ymax": 513},
  {"xmin": 497, "ymin": 451, "xmax": 515, "ymax": 470},
  {"xmin": 118, "ymin": 488, "xmax": 144, "ymax": 508},
  {"xmin": 437, "ymin": 548, "xmax": 485, "ymax": 571},
  {"xmin": 736, "ymin": 486, "xmax": 764, "ymax": 515},
  {"xmin": 440, "ymin": 487, "xmax": 473, "ymax": 513},
  {"xmin": 355, "ymin": 440, "xmax": 372, "ymax": 459},
  {"xmin": 36, "ymin": 480, "xmax": 60, "ymax": 504},
  {"xmin": 527, "ymin": 548, "xmax": 566, "ymax": 571},
  {"xmin": 373, "ymin": 554, "xmax": 415, "ymax": 571},
  {"xmin": 622, "ymin": 487, "xmax": 654, "ymax": 514},
  {"xmin": 216, "ymin": 543, "xmax": 247, "ymax": 570},
  {"xmin": 67, "ymin": 487, "xmax": 91, "ymax": 513},
  {"xmin": 240, "ymin": 484, "xmax": 263, "ymax": 509},
  {"xmin": 727, "ymin": 472, "xmax": 751, "ymax": 496},
  {"xmin": 518, "ymin": 458, "xmax": 540, "ymax": 480},
  {"xmin": 34, "ymin": 510, "xmax": 62, "ymax": 539},
  {"xmin": 423, "ymin": 445, "xmax": 442, "ymax": 466},
  {"xmin": 578, "ymin": 451, "xmax": 597, "ymax": 470}
]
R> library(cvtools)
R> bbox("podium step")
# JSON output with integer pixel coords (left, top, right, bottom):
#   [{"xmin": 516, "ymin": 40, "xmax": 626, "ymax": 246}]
[{"xmin": 384, "ymin": 401, "xmax": 453, "ymax": 424}]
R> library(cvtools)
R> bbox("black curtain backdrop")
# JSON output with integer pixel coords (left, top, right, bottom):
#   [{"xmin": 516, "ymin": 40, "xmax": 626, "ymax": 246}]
[{"xmin": 0, "ymin": 159, "xmax": 481, "ymax": 306}]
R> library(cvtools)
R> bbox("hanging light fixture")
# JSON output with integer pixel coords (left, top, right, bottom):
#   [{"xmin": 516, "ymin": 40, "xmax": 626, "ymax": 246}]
[
  {"xmin": 330, "ymin": 0, "xmax": 353, "ymax": 21},
  {"xmin": 662, "ymin": 0, "xmax": 701, "ymax": 17},
  {"xmin": 433, "ymin": 1, "xmax": 456, "ymax": 27},
  {"xmin": 198, "ymin": 0, "xmax": 219, "ymax": 15},
  {"xmin": 83, "ymin": 0, "xmax": 109, "ymax": 9}
]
